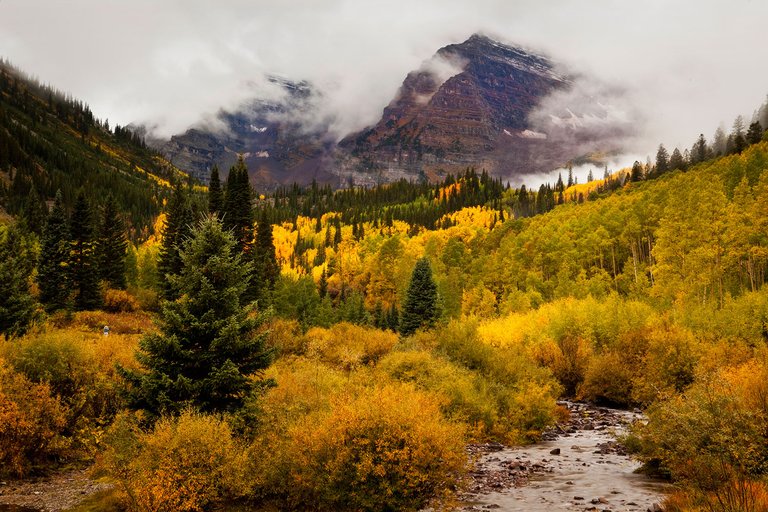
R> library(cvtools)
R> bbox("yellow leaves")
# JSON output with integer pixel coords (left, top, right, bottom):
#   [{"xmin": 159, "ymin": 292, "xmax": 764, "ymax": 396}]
[
  {"xmin": 103, "ymin": 411, "xmax": 247, "ymax": 512},
  {"xmin": 440, "ymin": 205, "xmax": 499, "ymax": 229}
]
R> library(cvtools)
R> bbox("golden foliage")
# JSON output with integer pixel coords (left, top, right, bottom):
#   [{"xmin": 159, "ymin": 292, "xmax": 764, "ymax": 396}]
[{"xmin": 0, "ymin": 358, "xmax": 67, "ymax": 476}]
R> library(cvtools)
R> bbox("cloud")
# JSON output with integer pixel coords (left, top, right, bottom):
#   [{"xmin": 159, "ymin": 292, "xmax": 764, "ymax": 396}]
[{"xmin": 0, "ymin": 0, "xmax": 767, "ymax": 168}]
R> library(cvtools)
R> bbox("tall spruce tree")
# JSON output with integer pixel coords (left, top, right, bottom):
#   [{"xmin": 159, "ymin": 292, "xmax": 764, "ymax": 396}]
[
  {"xmin": 399, "ymin": 257, "xmax": 439, "ymax": 337},
  {"xmin": 669, "ymin": 148, "xmax": 686, "ymax": 171},
  {"xmin": 69, "ymin": 192, "xmax": 101, "ymax": 310},
  {"xmin": 38, "ymin": 191, "xmax": 70, "ymax": 311},
  {"xmin": 655, "ymin": 144, "xmax": 669, "ymax": 175},
  {"xmin": 747, "ymin": 121, "xmax": 764, "ymax": 145},
  {"xmin": 222, "ymin": 156, "xmax": 253, "ymax": 253},
  {"xmin": 121, "ymin": 215, "xmax": 272, "ymax": 417},
  {"xmin": 251, "ymin": 209, "xmax": 279, "ymax": 302},
  {"xmin": 157, "ymin": 184, "xmax": 193, "ymax": 300},
  {"xmin": 208, "ymin": 164, "xmax": 222, "ymax": 216},
  {"xmin": 95, "ymin": 196, "xmax": 128, "ymax": 289},
  {"xmin": 0, "ymin": 223, "xmax": 39, "ymax": 339}
]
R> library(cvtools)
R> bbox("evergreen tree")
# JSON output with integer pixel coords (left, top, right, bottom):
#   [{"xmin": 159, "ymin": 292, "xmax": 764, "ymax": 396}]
[
  {"xmin": 69, "ymin": 192, "xmax": 101, "ymax": 310},
  {"xmin": 729, "ymin": 116, "xmax": 747, "ymax": 154},
  {"xmin": 0, "ymin": 223, "xmax": 39, "ymax": 339},
  {"xmin": 251, "ymin": 209, "xmax": 280, "ymax": 302},
  {"xmin": 157, "ymin": 184, "xmax": 193, "ymax": 300},
  {"xmin": 38, "ymin": 190, "xmax": 70, "ymax": 311},
  {"xmin": 95, "ymin": 195, "xmax": 128, "ymax": 289},
  {"xmin": 121, "ymin": 216, "xmax": 272, "ymax": 417},
  {"xmin": 399, "ymin": 257, "xmax": 439, "ymax": 337},
  {"xmin": 222, "ymin": 156, "xmax": 254, "ymax": 253},
  {"xmin": 747, "ymin": 121, "xmax": 763, "ymax": 145},
  {"xmin": 318, "ymin": 267, "xmax": 328, "ymax": 298},
  {"xmin": 630, "ymin": 161, "xmax": 644, "ymax": 182},
  {"xmin": 208, "ymin": 164, "xmax": 222, "ymax": 216},
  {"xmin": 690, "ymin": 134, "xmax": 708, "ymax": 165},
  {"xmin": 712, "ymin": 125, "xmax": 728, "ymax": 156},
  {"xmin": 669, "ymin": 148, "xmax": 686, "ymax": 171},
  {"xmin": 655, "ymin": 144, "xmax": 669, "ymax": 175}
]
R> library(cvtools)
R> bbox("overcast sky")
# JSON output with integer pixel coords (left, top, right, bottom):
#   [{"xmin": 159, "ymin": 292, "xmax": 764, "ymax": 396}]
[{"xmin": 1, "ymin": 0, "xmax": 767, "ymax": 174}]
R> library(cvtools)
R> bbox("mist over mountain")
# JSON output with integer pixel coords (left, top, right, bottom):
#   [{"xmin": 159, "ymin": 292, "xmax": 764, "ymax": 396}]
[{"xmin": 148, "ymin": 35, "xmax": 639, "ymax": 187}]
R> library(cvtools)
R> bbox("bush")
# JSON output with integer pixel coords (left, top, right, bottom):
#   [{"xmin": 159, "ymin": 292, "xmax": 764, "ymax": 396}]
[
  {"xmin": 103, "ymin": 289, "xmax": 139, "ymax": 313},
  {"xmin": 1, "ymin": 329, "xmax": 139, "ymax": 455},
  {"xmin": 0, "ymin": 358, "xmax": 67, "ymax": 476},
  {"xmin": 305, "ymin": 322, "xmax": 398, "ymax": 371},
  {"xmin": 254, "ymin": 384, "xmax": 466, "ymax": 511},
  {"xmin": 102, "ymin": 411, "xmax": 248, "ymax": 512},
  {"xmin": 637, "ymin": 355, "xmax": 768, "ymax": 501}
]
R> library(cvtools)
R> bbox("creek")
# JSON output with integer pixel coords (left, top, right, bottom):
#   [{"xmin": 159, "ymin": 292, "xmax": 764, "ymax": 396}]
[{"xmin": 459, "ymin": 402, "xmax": 670, "ymax": 512}]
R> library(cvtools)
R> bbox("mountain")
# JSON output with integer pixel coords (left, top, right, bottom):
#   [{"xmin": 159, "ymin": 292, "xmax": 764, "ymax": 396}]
[
  {"xmin": 151, "ymin": 34, "xmax": 632, "ymax": 187},
  {"xmin": 0, "ymin": 59, "xmax": 185, "ymax": 235},
  {"xmin": 337, "ymin": 34, "xmax": 571, "ymax": 180},
  {"xmin": 155, "ymin": 76, "xmax": 336, "ymax": 187}
]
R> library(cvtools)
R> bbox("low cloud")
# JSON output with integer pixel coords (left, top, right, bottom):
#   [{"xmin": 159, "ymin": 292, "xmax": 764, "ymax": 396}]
[{"xmin": 0, "ymin": 0, "xmax": 767, "ymax": 172}]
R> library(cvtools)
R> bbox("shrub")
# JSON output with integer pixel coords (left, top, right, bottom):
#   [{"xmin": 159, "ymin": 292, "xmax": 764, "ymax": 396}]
[
  {"xmin": 305, "ymin": 322, "xmax": 398, "ymax": 371},
  {"xmin": 637, "ymin": 355, "xmax": 768, "ymax": 502},
  {"xmin": 1, "ymin": 329, "xmax": 139, "ymax": 455},
  {"xmin": 103, "ymin": 411, "xmax": 248, "ymax": 512},
  {"xmin": 257, "ymin": 384, "xmax": 466, "ymax": 511},
  {"xmin": 0, "ymin": 358, "xmax": 67, "ymax": 476},
  {"xmin": 103, "ymin": 289, "xmax": 139, "ymax": 313}
]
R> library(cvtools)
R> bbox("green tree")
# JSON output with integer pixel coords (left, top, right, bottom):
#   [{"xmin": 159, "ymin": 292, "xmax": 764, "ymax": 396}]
[
  {"xmin": 0, "ymin": 223, "xmax": 39, "ymax": 339},
  {"xmin": 222, "ymin": 156, "xmax": 253, "ymax": 253},
  {"xmin": 208, "ymin": 164, "xmax": 222, "ymax": 216},
  {"xmin": 669, "ymin": 147, "xmax": 686, "ymax": 171},
  {"xmin": 655, "ymin": 144, "xmax": 669, "ymax": 176},
  {"xmin": 400, "ymin": 257, "xmax": 439, "ymax": 336},
  {"xmin": 157, "ymin": 184, "xmax": 193, "ymax": 300},
  {"xmin": 95, "ymin": 195, "xmax": 128, "ymax": 289},
  {"xmin": 69, "ymin": 192, "xmax": 101, "ymax": 310},
  {"xmin": 38, "ymin": 190, "xmax": 70, "ymax": 311},
  {"xmin": 251, "ymin": 209, "xmax": 279, "ymax": 302},
  {"xmin": 121, "ymin": 215, "xmax": 272, "ymax": 417},
  {"xmin": 630, "ymin": 161, "xmax": 644, "ymax": 182},
  {"xmin": 747, "ymin": 120, "xmax": 763, "ymax": 145}
]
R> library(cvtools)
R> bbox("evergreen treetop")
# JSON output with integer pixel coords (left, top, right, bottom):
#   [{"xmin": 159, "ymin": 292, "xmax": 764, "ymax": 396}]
[
  {"xmin": 121, "ymin": 215, "xmax": 273, "ymax": 417},
  {"xmin": 399, "ymin": 257, "xmax": 439, "ymax": 337}
]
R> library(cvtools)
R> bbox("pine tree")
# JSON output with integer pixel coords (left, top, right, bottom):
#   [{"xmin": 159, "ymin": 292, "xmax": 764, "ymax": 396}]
[
  {"xmin": 712, "ymin": 125, "xmax": 727, "ymax": 156},
  {"xmin": 747, "ymin": 121, "xmax": 763, "ymax": 145},
  {"xmin": 0, "ymin": 223, "xmax": 39, "ymax": 339},
  {"xmin": 251, "ymin": 209, "xmax": 279, "ymax": 302},
  {"xmin": 38, "ymin": 191, "xmax": 70, "ymax": 311},
  {"xmin": 690, "ymin": 134, "xmax": 708, "ymax": 165},
  {"xmin": 222, "ymin": 156, "xmax": 253, "ymax": 253},
  {"xmin": 318, "ymin": 267, "xmax": 328, "ymax": 298},
  {"xmin": 69, "ymin": 192, "xmax": 101, "ymax": 310},
  {"xmin": 655, "ymin": 144, "xmax": 669, "ymax": 175},
  {"xmin": 121, "ymin": 215, "xmax": 272, "ymax": 417},
  {"xmin": 157, "ymin": 184, "xmax": 193, "ymax": 300},
  {"xmin": 399, "ymin": 257, "xmax": 439, "ymax": 336},
  {"xmin": 669, "ymin": 148, "xmax": 686, "ymax": 171},
  {"xmin": 95, "ymin": 196, "xmax": 128, "ymax": 289},
  {"xmin": 630, "ymin": 161, "xmax": 644, "ymax": 182},
  {"xmin": 208, "ymin": 164, "xmax": 222, "ymax": 216}
]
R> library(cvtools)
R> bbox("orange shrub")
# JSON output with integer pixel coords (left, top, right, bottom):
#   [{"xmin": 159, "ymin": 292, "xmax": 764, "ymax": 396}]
[
  {"xmin": 103, "ymin": 289, "xmax": 140, "ymax": 313},
  {"xmin": 105, "ymin": 411, "xmax": 247, "ymax": 512},
  {"xmin": 265, "ymin": 384, "xmax": 466, "ymax": 511},
  {"xmin": 0, "ymin": 358, "xmax": 67, "ymax": 476}
]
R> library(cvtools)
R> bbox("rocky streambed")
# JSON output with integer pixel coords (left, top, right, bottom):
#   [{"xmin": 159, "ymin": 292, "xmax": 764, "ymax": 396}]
[{"xmin": 459, "ymin": 402, "xmax": 669, "ymax": 511}]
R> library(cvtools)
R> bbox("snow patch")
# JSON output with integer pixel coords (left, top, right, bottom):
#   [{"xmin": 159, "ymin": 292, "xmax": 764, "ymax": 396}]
[
  {"xmin": 255, "ymin": 151, "xmax": 270, "ymax": 158},
  {"xmin": 519, "ymin": 129, "xmax": 547, "ymax": 140},
  {"xmin": 250, "ymin": 125, "xmax": 268, "ymax": 133}
]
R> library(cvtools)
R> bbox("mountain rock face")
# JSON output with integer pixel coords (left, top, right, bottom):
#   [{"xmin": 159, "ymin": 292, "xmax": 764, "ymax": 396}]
[
  {"xmin": 338, "ymin": 34, "xmax": 572, "ymax": 181},
  {"xmin": 157, "ymin": 77, "xmax": 335, "ymax": 187},
  {"xmin": 153, "ymin": 34, "xmax": 630, "ymax": 187}
]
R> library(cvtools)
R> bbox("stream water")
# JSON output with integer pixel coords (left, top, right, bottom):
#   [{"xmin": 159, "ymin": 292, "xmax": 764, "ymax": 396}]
[{"xmin": 460, "ymin": 403, "xmax": 670, "ymax": 511}]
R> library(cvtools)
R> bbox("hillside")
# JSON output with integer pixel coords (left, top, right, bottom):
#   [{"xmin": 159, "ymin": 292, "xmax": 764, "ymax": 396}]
[{"xmin": 0, "ymin": 60, "xmax": 188, "ymax": 236}]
